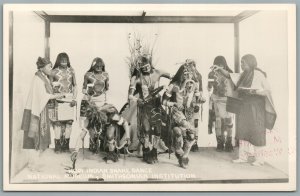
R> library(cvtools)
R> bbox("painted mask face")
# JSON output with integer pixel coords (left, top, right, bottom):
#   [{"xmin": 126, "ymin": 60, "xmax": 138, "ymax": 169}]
[
  {"xmin": 60, "ymin": 57, "xmax": 68, "ymax": 68},
  {"xmin": 137, "ymin": 56, "xmax": 151, "ymax": 74},
  {"xmin": 185, "ymin": 81, "xmax": 194, "ymax": 92},
  {"xmin": 186, "ymin": 61, "xmax": 196, "ymax": 70},
  {"xmin": 183, "ymin": 70, "xmax": 192, "ymax": 81},
  {"xmin": 93, "ymin": 62, "xmax": 103, "ymax": 73},
  {"xmin": 139, "ymin": 62, "xmax": 151, "ymax": 73}
]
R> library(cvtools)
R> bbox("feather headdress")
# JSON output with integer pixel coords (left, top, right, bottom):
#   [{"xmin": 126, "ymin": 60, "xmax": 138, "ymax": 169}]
[{"xmin": 125, "ymin": 32, "xmax": 158, "ymax": 78}]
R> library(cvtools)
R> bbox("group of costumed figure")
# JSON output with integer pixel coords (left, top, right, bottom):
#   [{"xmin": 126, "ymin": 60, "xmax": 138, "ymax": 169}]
[
  {"xmin": 21, "ymin": 34, "xmax": 277, "ymax": 170},
  {"xmin": 124, "ymin": 57, "xmax": 205, "ymax": 168}
]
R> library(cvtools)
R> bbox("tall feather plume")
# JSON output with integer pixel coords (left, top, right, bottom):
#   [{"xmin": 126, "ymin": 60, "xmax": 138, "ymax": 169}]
[{"xmin": 125, "ymin": 32, "xmax": 158, "ymax": 78}]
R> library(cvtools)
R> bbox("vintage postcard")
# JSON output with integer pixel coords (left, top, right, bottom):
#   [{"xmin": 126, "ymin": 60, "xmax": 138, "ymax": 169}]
[{"xmin": 3, "ymin": 4, "xmax": 296, "ymax": 191}]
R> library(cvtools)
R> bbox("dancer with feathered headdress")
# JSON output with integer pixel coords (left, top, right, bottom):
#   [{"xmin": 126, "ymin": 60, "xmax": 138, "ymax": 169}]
[
  {"xmin": 162, "ymin": 60, "xmax": 205, "ymax": 168},
  {"xmin": 121, "ymin": 33, "xmax": 172, "ymax": 164}
]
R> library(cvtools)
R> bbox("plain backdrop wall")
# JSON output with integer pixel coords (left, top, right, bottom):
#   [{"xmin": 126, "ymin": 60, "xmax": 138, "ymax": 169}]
[
  {"xmin": 49, "ymin": 22, "xmax": 235, "ymax": 149},
  {"xmin": 240, "ymin": 11, "xmax": 288, "ymax": 174},
  {"xmin": 12, "ymin": 11, "xmax": 45, "ymax": 177}
]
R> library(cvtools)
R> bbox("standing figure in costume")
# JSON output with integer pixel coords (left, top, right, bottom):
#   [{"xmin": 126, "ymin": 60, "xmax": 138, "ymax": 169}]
[
  {"xmin": 128, "ymin": 55, "xmax": 172, "ymax": 164},
  {"xmin": 79, "ymin": 57, "xmax": 109, "ymax": 152},
  {"xmin": 215, "ymin": 54, "xmax": 276, "ymax": 166},
  {"xmin": 49, "ymin": 52, "xmax": 77, "ymax": 153},
  {"xmin": 21, "ymin": 57, "xmax": 65, "ymax": 171},
  {"xmin": 208, "ymin": 56, "xmax": 234, "ymax": 152},
  {"xmin": 72, "ymin": 103, "xmax": 131, "ymax": 164},
  {"xmin": 162, "ymin": 62, "xmax": 205, "ymax": 169},
  {"xmin": 184, "ymin": 59, "xmax": 205, "ymax": 151}
]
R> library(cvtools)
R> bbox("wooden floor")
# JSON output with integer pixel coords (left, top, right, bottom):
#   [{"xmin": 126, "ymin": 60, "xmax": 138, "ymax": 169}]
[{"xmin": 11, "ymin": 147, "xmax": 288, "ymax": 184}]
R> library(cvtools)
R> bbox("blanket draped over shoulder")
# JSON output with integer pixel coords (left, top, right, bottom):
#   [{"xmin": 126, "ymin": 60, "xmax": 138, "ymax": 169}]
[{"xmin": 21, "ymin": 71, "xmax": 53, "ymax": 150}]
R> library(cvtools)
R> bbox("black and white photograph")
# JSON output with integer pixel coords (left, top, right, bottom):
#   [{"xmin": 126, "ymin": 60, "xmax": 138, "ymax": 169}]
[{"xmin": 3, "ymin": 4, "xmax": 296, "ymax": 191}]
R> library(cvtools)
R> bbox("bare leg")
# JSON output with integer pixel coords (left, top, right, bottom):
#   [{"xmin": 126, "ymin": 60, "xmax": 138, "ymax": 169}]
[
  {"xmin": 182, "ymin": 131, "xmax": 196, "ymax": 158},
  {"xmin": 173, "ymin": 126, "xmax": 195, "ymax": 169},
  {"xmin": 191, "ymin": 118, "xmax": 199, "ymax": 152},
  {"xmin": 53, "ymin": 124, "xmax": 61, "ymax": 139},
  {"xmin": 224, "ymin": 117, "xmax": 233, "ymax": 152},
  {"xmin": 157, "ymin": 138, "xmax": 169, "ymax": 152},
  {"xmin": 215, "ymin": 117, "xmax": 224, "ymax": 152},
  {"xmin": 71, "ymin": 118, "xmax": 88, "ymax": 161},
  {"xmin": 74, "ymin": 130, "xmax": 87, "ymax": 152},
  {"xmin": 137, "ymin": 142, "xmax": 143, "ymax": 158},
  {"xmin": 141, "ymin": 117, "xmax": 159, "ymax": 164},
  {"xmin": 105, "ymin": 125, "xmax": 118, "ymax": 163},
  {"xmin": 142, "ymin": 117, "xmax": 151, "ymax": 148},
  {"xmin": 65, "ymin": 124, "xmax": 72, "ymax": 138},
  {"xmin": 173, "ymin": 127, "xmax": 184, "ymax": 165}
]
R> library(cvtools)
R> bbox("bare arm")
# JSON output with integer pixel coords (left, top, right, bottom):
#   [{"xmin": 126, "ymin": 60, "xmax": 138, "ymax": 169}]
[
  {"xmin": 252, "ymin": 72, "xmax": 271, "ymax": 96},
  {"xmin": 207, "ymin": 71, "xmax": 215, "ymax": 92},
  {"xmin": 49, "ymin": 93, "xmax": 65, "ymax": 99},
  {"xmin": 111, "ymin": 114, "xmax": 130, "ymax": 140},
  {"xmin": 156, "ymin": 69, "xmax": 173, "ymax": 81},
  {"xmin": 213, "ymin": 66, "xmax": 230, "ymax": 78},
  {"xmin": 105, "ymin": 73, "xmax": 109, "ymax": 91},
  {"xmin": 49, "ymin": 69, "xmax": 57, "ymax": 83},
  {"xmin": 72, "ymin": 70, "xmax": 78, "ymax": 99},
  {"xmin": 162, "ymin": 84, "xmax": 176, "ymax": 107},
  {"xmin": 122, "ymin": 120, "xmax": 130, "ymax": 139},
  {"xmin": 73, "ymin": 118, "xmax": 89, "ymax": 152},
  {"xmin": 128, "ymin": 76, "xmax": 138, "ymax": 101},
  {"xmin": 82, "ymin": 73, "xmax": 88, "ymax": 94},
  {"xmin": 160, "ymin": 70, "xmax": 173, "ymax": 79}
]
